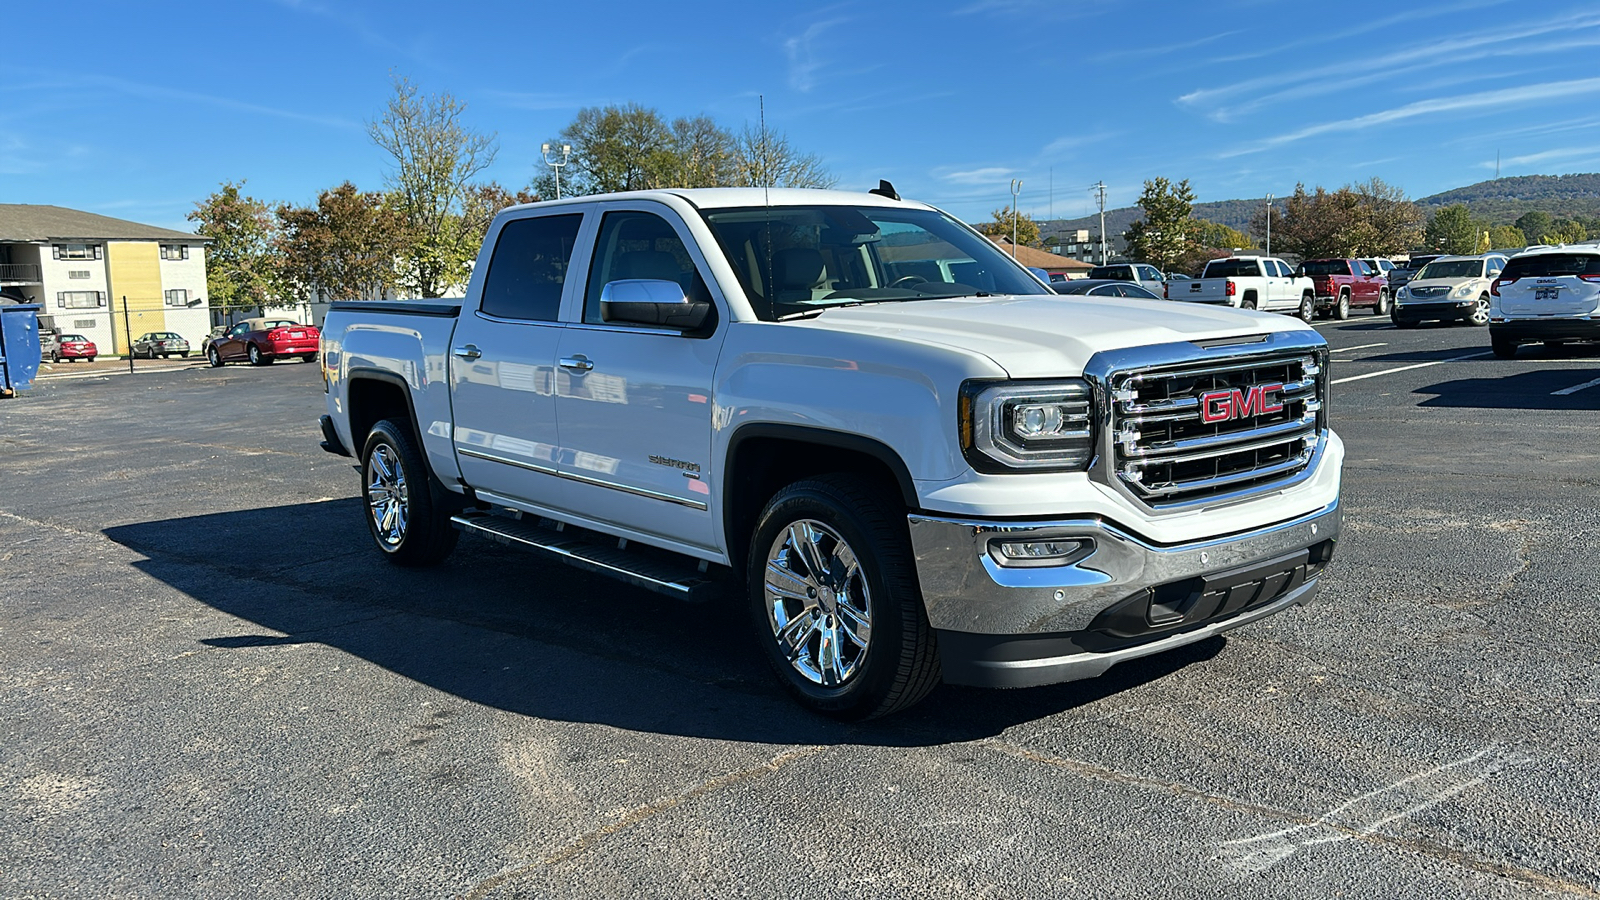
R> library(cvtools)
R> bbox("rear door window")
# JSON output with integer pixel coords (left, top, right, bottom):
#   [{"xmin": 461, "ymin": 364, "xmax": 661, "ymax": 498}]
[{"xmin": 480, "ymin": 214, "xmax": 584, "ymax": 321}]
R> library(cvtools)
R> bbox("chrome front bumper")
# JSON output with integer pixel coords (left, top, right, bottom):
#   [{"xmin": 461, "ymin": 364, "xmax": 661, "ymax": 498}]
[{"xmin": 908, "ymin": 501, "xmax": 1341, "ymax": 688}]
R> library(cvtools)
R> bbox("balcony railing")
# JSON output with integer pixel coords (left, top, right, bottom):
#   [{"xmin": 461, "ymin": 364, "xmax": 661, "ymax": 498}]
[{"xmin": 0, "ymin": 263, "xmax": 42, "ymax": 283}]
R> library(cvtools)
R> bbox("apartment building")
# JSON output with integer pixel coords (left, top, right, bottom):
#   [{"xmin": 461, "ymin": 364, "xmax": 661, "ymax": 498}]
[{"xmin": 0, "ymin": 205, "xmax": 209, "ymax": 355}]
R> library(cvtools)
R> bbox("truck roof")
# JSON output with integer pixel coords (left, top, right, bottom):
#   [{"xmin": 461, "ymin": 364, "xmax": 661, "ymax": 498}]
[{"xmin": 502, "ymin": 187, "xmax": 937, "ymax": 215}]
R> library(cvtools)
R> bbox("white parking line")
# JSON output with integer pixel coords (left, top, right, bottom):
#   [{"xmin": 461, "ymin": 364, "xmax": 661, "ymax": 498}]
[
  {"xmin": 1331, "ymin": 351, "xmax": 1494, "ymax": 385},
  {"xmin": 1552, "ymin": 376, "xmax": 1600, "ymax": 396},
  {"xmin": 1329, "ymin": 343, "xmax": 1388, "ymax": 354}
]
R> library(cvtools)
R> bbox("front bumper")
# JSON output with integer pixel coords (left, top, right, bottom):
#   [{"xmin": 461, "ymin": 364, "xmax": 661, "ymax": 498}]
[
  {"xmin": 908, "ymin": 501, "xmax": 1340, "ymax": 688},
  {"xmin": 1393, "ymin": 299, "xmax": 1475, "ymax": 321},
  {"xmin": 1490, "ymin": 316, "xmax": 1600, "ymax": 342}
]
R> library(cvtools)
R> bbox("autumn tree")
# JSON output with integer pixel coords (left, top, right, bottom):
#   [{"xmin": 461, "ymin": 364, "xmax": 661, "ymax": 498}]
[
  {"xmin": 463, "ymin": 182, "xmax": 541, "ymax": 248},
  {"xmin": 1349, "ymin": 177, "xmax": 1423, "ymax": 255},
  {"xmin": 188, "ymin": 181, "xmax": 279, "ymax": 316},
  {"xmin": 1424, "ymin": 204, "xmax": 1480, "ymax": 254},
  {"xmin": 728, "ymin": 121, "xmax": 835, "ymax": 189},
  {"xmin": 1122, "ymin": 177, "xmax": 1197, "ymax": 272},
  {"xmin": 276, "ymin": 183, "xmax": 406, "ymax": 303},
  {"xmin": 978, "ymin": 206, "xmax": 1041, "ymax": 247},
  {"xmin": 1177, "ymin": 220, "xmax": 1255, "ymax": 274},
  {"xmin": 368, "ymin": 75, "xmax": 498, "ymax": 297},
  {"xmin": 1254, "ymin": 181, "xmax": 1420, "ymax": 259}
]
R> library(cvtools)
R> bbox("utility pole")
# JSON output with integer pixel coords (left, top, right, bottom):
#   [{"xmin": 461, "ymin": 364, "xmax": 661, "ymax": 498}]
[
  {"xmin": 1093, "ymin": 181, "xmax": 1107, "ymax": 264},
  {"xmin": 1010, "ymin": 179, "xmax": 1022, "ymax": 258},
  {"xmin": 1265, "ymin": 194, "xmax": 1274, "ymax": 258}
]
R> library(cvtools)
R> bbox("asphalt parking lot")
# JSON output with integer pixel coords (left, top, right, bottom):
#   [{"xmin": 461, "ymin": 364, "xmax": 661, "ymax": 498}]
[{"xmin": 3, "ymin": 316, "xmax": 1598, "ymax": 899}]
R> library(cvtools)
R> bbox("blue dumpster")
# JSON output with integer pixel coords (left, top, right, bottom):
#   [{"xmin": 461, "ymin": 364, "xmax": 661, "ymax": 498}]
[{"xmin": 0, "ymin": 303, "xmax": 42, "ymax": 397}]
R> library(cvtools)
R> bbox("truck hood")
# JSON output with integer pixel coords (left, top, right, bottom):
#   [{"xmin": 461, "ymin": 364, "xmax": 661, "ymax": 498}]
[{"xmin": 794, "ymin": 295, "xmax": 1308, "ymax": 378}]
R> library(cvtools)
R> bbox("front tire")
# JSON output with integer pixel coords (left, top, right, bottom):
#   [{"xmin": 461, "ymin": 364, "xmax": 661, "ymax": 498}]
[
  {"xmin": 1375, "ymin": 289, "xmax": 1390, "ymax": 316},
  {"xmin": 207, "ymin": 346, "xmax": 223, "ymax": 367},
  {"xmin": 748, "ymin": 474, "xmax": 940, "ymax": 720},
  {"xmin": 360, "ymin": 419, "xmax": 459, "ymax": 567},
  {"xmin": 1468, "ymin": 295, "xmax": 1490, "ymax": 326},
  {"xmin": 248, "ymin": 344, "xmax": 271, "ymax": 366},
  {"xmin": 1297, "ymin": 293, "xmax": 1314, "ymax": 322},
  {"xmin": 1491, "ymin": 336, "xmax": 1518, "ymax": 359}
]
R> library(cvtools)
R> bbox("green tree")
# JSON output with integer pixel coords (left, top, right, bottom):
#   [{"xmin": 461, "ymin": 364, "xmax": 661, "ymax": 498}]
[
  {"xmin": 1425, "ymin": 205, "xmax": 1481, "ymax": 253},
  {"xmin": 276, "ymin": 182, "xmax": 407, "ymax": 303},
  {"xmin": 368, "ymin": 75, "xmax": 498, "ymax": 298},
  {"xmin": 1513, "ymin": 210, "xmax": 1552, "ymax": 242},
  {"xmin": 1546, "ymin": 218, "xmax": 1588, "ymax": 244},
  {"xmin": 187, "ymin": 181, "xmax": 279, "ymax": 316},
  {"xmin": 1350, "ymin": 177, "xmax": 1423, "ymax": 254},
  {"xmin": 1488, "ymin": 224, "xmax": 1526, "ymax": 249},
  {"xmin": 1123, "ymin": 177, "xmax": 1196, "ymax": 272},
  {"xmin": 978, "ymin": 206, "xmax": 1040, "ymax": 247}
]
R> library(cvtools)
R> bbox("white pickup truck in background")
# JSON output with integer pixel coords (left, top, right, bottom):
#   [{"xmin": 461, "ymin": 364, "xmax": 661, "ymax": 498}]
[
  {"xmin": 1171, "ymin": 256, "xmax": 1316, "ymax": 320},
  {"xmin": 318, "ymin": 186, "xmax": 1343, "ymax": 719}
]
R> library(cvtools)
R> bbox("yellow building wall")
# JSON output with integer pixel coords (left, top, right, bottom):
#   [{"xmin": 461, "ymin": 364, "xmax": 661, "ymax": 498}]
[{"xmin": 106, "ymin": 242, "xmax": 165, "ymax": 355}]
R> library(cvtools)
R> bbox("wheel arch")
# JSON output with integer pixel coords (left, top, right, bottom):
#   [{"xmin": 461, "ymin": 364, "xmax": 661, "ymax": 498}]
[
  {"xmin": 723, "ymin": 424, "xmax": 917, "ymax": 568},
  {"xmin": 346, "ymin": 369, "xmax": 424, "ymax": 459}
]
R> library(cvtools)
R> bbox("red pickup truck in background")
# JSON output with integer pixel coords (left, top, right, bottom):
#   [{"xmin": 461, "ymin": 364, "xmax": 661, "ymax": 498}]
[{"xmin": 1300, "ymin": 258, "xmax": 1389, "ymax": 318}]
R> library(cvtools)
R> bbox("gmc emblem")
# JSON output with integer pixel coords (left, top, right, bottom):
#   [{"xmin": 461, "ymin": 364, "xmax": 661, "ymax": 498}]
[{"xmin": 1200, "ymin": 382, "xmax": 1284, "ymax": 424}]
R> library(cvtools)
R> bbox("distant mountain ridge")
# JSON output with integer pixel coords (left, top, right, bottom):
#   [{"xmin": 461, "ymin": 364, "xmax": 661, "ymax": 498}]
[{"xmin": 1032, "ymin": 173, "xmax": 1600, "ymax": 240}]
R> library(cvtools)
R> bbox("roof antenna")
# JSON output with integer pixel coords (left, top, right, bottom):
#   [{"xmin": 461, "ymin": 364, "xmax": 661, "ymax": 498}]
[{"xmin": 869, "ymin": 180, "xmax": 900, "ymax": 201}]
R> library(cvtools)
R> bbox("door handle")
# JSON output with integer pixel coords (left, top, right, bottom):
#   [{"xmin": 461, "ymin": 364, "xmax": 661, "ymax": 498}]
[
  {"xmin": 560, "ymin": 355, "xmax": 594, "ymax": 372},
  {"xmin": 454, "ymin": 344, "xmax": 482, "ymax": 360}
]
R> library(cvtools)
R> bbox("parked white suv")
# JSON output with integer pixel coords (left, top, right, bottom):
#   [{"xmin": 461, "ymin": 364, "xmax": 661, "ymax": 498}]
[
  {"xmin": 1489, "ymin": 244, "xmax": 1600, "ymax": 357},
  {"xmin": 1391, "ymin": 254, "xmax": 1505, "ymax": 328}
]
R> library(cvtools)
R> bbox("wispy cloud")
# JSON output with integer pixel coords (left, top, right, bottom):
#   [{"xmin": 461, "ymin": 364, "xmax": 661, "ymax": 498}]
[
  {"xmin": 1089, "ymin": 30, "xmax": 1238, "ymax": 63},
  {"xmin": 936, "ymin": 166, "xmax": 1020, "ymax": 185},
  {"xmin": 1220, "ymin": 77, "xmax": 1600, "ymax": 157},
  {"xmin": 1205, "ymin": 0, "xmax": 1512, "ymax": 64},
  {"xmin": 1180, "ymin": 8, "xmax": 1600, "ymax": 121},
  {"xmin": 1483, "ymin": 146, "xmax": 1600, "ymax": 168},
  {"xmin": 785, "ymin": 18, "xmax": 847, "ymax": 92},
  {"xmin": 1039, "ymin": 131, "xmax": 1121, "ymax": 158},
  {"xmin": 271, "ymin": 0, "xmax": 443, "ymax": 71}
]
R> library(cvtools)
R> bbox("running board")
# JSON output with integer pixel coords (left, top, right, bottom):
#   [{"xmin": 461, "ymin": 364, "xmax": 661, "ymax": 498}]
[{"xmin": 450, "ymin": 511, "xmax": 718, "ymax": 601}]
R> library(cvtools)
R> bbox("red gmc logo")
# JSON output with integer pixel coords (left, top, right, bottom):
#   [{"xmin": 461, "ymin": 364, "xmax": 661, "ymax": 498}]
[{"xmin": 1200, "ymin": 382, "xmax": 1284, "ymax": 424}]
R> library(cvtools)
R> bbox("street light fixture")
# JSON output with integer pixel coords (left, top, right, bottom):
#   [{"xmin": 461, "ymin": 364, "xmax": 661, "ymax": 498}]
[
  {"xmin": 1010, "ymin": 179, "xmax": 1023, "ymax": 258},
  {"xmin": 541, "ymin": 142, "xmax": 572, "ymax": 200}
]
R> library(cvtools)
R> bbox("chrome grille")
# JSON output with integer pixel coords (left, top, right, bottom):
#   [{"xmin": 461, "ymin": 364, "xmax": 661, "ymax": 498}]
[
  {"xmin": 1103, "ymin": 345, "xmax": 1325, "ymax": 506},
  {"xmin": 1409, "ymin": 285, "xmax": 1448, "ymax": 298}
]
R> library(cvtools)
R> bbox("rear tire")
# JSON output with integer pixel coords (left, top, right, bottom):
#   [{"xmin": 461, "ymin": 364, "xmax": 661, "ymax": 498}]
[
  {"xmin": 360, "ymin": 419, "xmax": 459, "ymax": 567},
  {"xmin": 248, "ymin": 344, "xmax": 271, "ymax": 366},
  {"xmin": 748, "ymin": 474, "xmax": 940, "ymax": 720},
  {"xmin": 1334, "ymin": 291, "xmax": 1351, "ymax": 320},
  {"xmin": 301, "ymin": 353, "xmax": 318, "ymax": 363},
  {"xmin": 1241, "ymin": 294, "xmax": 1257, "ymax": 311},
  {"xmin": 1491, "ymin": 336, "xmax": 1518, "ymax": 359}
]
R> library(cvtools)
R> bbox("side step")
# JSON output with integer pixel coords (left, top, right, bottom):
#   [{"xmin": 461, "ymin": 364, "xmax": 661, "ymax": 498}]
[{"xmin": 451, "ymin": 510, "xmax": 719, "ymax": 601}]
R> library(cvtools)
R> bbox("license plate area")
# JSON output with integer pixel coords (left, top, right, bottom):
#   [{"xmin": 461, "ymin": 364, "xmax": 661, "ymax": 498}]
[{"xmin": 1535, "ymin": 288, "xmax": 1560, "ymax": 301}]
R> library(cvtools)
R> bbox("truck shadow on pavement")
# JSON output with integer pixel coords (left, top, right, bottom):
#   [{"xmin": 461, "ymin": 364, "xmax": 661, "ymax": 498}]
[
  {"xmin": 103, "ymin": 500, "xmax": 1225, "ymax": 747},
  {"xmin": 1414, "ymin": 368, "xmax": 1600, "ymax": 411}
]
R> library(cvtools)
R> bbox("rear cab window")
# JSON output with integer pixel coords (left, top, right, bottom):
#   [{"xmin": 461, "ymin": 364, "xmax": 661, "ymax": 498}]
[
  {"xmin": 480, "ymin": 214, "xmax": 584, "ymax": 321},
  {"xmin": 1203, "ymin": 259, "xmax": 1263, "ymax": 278},
  {"xmin": 1502, "ymin": 253, "xmax": 1600, "ymax": 279}
]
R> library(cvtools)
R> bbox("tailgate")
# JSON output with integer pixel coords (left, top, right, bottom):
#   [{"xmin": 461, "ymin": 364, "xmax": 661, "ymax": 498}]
[{"xmin": 1172, "ymin": 279, "xmax": 1230, "ymax": 303}]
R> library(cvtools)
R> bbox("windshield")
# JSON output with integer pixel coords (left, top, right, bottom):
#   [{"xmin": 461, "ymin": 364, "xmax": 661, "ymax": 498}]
[
  {"xmin": 1301, "ymin": 260, "xmax": 1350, "ymax": 277},
  {"xmin": 1416, "ymin": 260, "xmax": 1483, "ymax": 280},
  {"xmin": 699, "ymin": 205, "xmax": 1050, "ymax": 320}
]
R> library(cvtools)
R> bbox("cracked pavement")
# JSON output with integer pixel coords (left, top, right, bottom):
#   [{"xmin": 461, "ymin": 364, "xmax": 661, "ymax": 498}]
[{"xmin": 1, "ymin": 322, "xmax": 1597, "ymax": 898}]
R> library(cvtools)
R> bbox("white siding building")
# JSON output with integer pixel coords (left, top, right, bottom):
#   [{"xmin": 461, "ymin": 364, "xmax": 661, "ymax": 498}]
[{"xmin": 0, "ymin": 205, "xmax": 210, "ymax": 356}]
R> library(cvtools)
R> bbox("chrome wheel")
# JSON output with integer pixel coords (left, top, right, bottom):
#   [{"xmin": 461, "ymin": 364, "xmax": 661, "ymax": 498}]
[
  {"xmin": 764, "ymin": 519, "xmax": 872, "ymax": 688},
  {"xmin": 1469, "ymin": 296, "xmax": 1490, "ymax": 326},
  {"xmin": 366, "ymin": 443, "xmax": 409, "ymax": 549}
]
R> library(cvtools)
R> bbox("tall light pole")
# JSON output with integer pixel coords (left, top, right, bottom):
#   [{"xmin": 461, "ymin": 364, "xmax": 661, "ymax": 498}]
[
  {"xmin": 1094, "ymin": 181, "xmax": 1107, "ymax": 264},
  {"xmin": 1009, "ymin": 179, "xmax": 1022, "ymax": 258},
  {"xmin": 541, "ymin": 142, "xmax": 572, "ymax": 199},
  {"xmin": 1265, "ymin": 193, "xmax": 1274, "ymax": 257}
]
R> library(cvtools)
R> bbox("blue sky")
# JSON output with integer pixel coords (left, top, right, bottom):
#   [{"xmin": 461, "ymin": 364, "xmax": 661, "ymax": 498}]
[{"xmin": 6, "ymin": 0, "xmax": 1600, "ymax": 233}]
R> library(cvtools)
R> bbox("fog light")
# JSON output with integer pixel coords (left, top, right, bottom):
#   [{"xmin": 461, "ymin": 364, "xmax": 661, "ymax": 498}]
[{"xmin": 991, "ymin": 538, "xmax": 1092, "ymax": 567}]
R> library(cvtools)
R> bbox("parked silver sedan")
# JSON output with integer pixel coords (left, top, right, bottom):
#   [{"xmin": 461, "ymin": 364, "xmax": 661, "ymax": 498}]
[{"xmin": 131, "ymin": 331, "xmax": 191, "ymax": 359}]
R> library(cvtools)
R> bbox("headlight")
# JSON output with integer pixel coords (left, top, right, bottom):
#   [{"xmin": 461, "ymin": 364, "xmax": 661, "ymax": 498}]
[
  {"xmin": 961, "ymin": 380, "xmax": 1094, "ymax": 471},
  {"xmin": 1453, "ymin": 283, "xmax": 1475, "ymax": 298},
  {"xmin": 1398, "ymin": 287, "xmax": 1409, "ymax": 299}
]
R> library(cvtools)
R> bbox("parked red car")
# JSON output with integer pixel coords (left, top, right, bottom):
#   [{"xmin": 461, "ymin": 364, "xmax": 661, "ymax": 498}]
[
  {"xmin": 1300, "ymin": 258, "xmax": 1389, "ymax": 318},
  {"xmin": 206, "ymin": 318, "xmax": 320, "ymax": 367},
  {"xmin": 49, "ymin": 333, "xmax": 97, "ymax": 363}
]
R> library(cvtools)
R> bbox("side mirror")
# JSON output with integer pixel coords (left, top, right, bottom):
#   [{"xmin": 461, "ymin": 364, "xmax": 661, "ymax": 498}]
[
  {"xmin": 1295, "ymin": 267, "xmax": 1306, "ymax": 277},
  {"xmin": 600, "ymin": 279, "xmax": 712, "ymax": 331}
]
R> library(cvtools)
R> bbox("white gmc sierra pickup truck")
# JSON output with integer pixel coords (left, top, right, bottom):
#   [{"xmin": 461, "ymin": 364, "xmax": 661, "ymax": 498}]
[{"xmin": 318, "ymin": 186, "xmax": 1343, "ymax": 719}]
